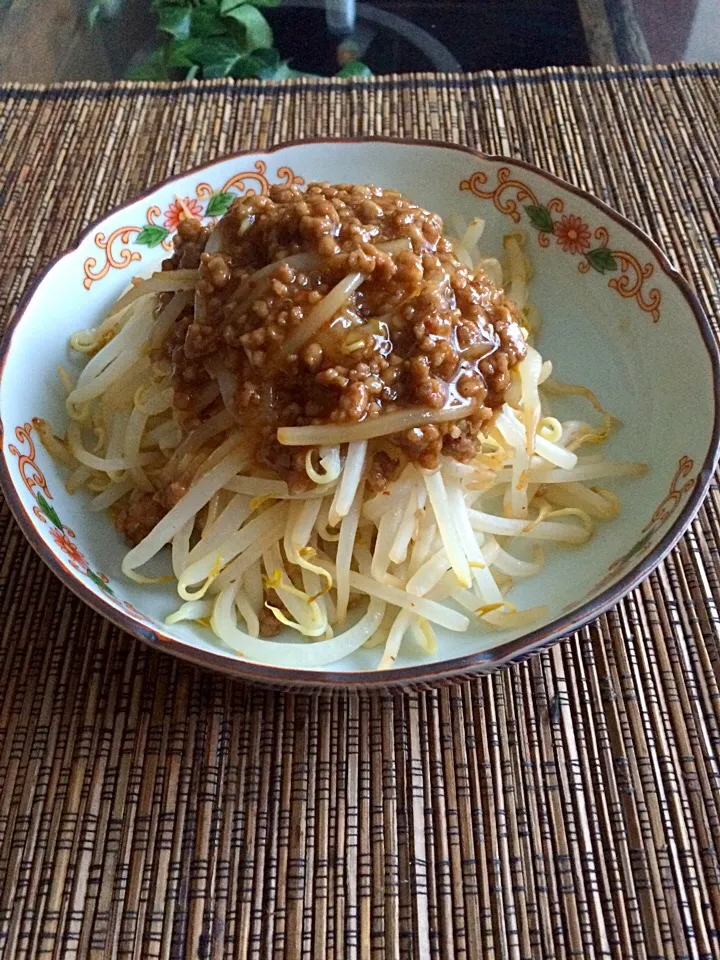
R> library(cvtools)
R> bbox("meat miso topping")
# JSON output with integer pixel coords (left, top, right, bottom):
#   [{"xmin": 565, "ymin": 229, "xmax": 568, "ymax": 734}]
[{"xmin": 162, "ymin": 182, "xmax": 526, "ymax": 485}]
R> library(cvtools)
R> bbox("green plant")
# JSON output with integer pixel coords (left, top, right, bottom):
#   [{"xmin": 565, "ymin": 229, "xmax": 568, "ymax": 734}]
[{"xmin": 88, "ymin": 0, "xmax": 371, "ymax": 81}]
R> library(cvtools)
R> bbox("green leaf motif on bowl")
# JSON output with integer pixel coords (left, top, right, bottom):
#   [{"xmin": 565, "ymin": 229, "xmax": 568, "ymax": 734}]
[
  {"xmin": 586, "ymin": 247, "xmax": 618, "ymax": 274},
  {"xmin": 205, "ymin": 192, "xmax": 236, "ymax": 218},
  {"xmin": 87, "ymin": 568, "xmax": 114, "ymax": 594},
  {"xmin": 462, "ymin": 166, "xmax": 662, "ymax": 321},
  {"xmin": 524, "ymin": 204, "xmax": 554, "ymax": 234},
  {"xmin": 36, "ymin": 491, "xmax": 63, "ymax": 529},
  {"xmin": 9, "ymin": 423, "xmax": 115, "ymax": 599},
  {"xmin": 136, "ymin": 225, "xmax": 171, "ymax": 248}
]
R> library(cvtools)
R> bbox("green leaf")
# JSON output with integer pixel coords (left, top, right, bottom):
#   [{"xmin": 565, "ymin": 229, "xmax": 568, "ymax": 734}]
[
  {"xmin": 87, "ymin": 568, "xmax": 114, "ymax": 594},
  {"xmin": 190, "ymin": 7, "xmax": 227, "ymax": 38},
  {"xmin": 586, "ymin": 247, "xmax": 618, "ymax": 274},
  {"xmin": 243, "ymin": 47, "xmax": 294, "ymax": 80},
  {"xmin": 336, "ymin": 60, "xmax": 372, "ymax": 78},
  {"xmin": 222, "ymin": 4, "xmax": 273, "ymax": 51},
  {"xmin": 126, "ymin": 49, "xmax": 170, "ymax": 81},
  {"xmin": 204, "ymin": 59, "xmax": 242, "ymax": 80},
  {"xmin": 230, "ymin": 55, "xmax": 264, "ymax": 78},
  {"xmin": 205, "ymin": 192, "xmax": 235, "ymax": 217},
  {"xmin": 220, "ymin": 0, "xmax": 280, "ymax": 10},
  {"xmin": 193, "ymin": 37, "xmax": 243, "ymax": 77},
  {"xmin": 36, "ymin": 492, "xmax": 63, "ymax": 530},
  {"xmin": 524, "ymin": 204, "xmax": 554, "ymax": 234},
  {"xmin": 136, "ymin": 224, "xmax": 170, "ymax": 247},
  {"xmin": 252, "ymin": 46, "xmax": 280, "ymax": 68},
  {"xmin": 165, "ymin": 38, "xmax": 203, "ymax": 68},
  {"xmin": 157, "ymin": 5, "xmax": 192, "ymax": 39},
  {"xmin": 259, "ymin": 60, "xmax": 295, "ymax": 80}
]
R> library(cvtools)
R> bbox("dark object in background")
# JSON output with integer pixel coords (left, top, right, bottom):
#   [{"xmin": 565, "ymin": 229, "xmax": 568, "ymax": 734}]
[
  {"xmin": 271, "ymin": 0, "xmax": 460, "ymax": 74},
  {"xmin": 377, "ymin": 0, "xmax": 591, "ymax": 70},
  {"xmin": 269, "ymin": 0, "xmax": 591, "ymax": 74}
]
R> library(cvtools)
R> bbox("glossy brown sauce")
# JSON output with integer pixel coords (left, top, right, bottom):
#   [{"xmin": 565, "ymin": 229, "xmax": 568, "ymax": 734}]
[{"xmin": 163, "ymin": 182, "xmax": 527, "ymax": 486}]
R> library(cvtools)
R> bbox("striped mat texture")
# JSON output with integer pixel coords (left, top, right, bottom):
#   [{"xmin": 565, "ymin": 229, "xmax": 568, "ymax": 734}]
[{"xmin": 1, "ymin": 65, "xmax": 720, "ymax": 959}]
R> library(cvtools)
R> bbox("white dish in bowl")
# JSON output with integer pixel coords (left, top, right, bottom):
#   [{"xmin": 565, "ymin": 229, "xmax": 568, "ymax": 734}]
[{"xmin": 1, "ymin": 138, "xmax": 718, "ymax": 686}]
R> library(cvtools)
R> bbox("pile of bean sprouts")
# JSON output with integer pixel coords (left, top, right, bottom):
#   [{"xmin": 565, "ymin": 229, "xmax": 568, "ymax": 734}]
[{"xmin": 39, "ymin": 220, "xmax": 645, "ymax": 669}]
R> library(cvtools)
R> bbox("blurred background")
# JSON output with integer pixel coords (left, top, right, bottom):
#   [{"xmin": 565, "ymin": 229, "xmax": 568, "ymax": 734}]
[{"xmin": 0, "ymin": 0, "xmax": 717, "ymax": 84}]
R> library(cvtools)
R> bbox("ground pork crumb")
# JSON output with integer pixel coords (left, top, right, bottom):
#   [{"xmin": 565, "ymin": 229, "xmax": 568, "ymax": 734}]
[{"xmin": 164, "ymin": 182, "xmax": 526, "ymax": 476}]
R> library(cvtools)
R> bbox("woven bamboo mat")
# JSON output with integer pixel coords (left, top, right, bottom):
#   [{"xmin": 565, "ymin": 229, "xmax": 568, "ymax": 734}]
[{"xmin": 1, "ymin": 65, "xmax": 720, "ymax": 959}]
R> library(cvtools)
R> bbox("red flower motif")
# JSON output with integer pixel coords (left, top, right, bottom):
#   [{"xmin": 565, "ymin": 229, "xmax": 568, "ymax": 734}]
[
  {"xmin": 163, "ymin": 197, "xmax": 203, "ymax": 230},
  {"xmin": 50, "ymin": 526, "xmax": 87, "ymax": 570},
  {"xmin": 554, "ymin": 214, "xmax": 591, "ymax": 255}
]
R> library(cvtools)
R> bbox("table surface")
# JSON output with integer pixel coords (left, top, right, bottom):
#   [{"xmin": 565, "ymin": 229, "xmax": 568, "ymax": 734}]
[{"xmin": 1, "ymin": 66, "xmax": 720, "ymax": 960}]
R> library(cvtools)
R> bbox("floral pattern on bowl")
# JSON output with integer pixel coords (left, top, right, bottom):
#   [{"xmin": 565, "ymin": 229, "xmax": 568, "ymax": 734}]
[
  {"xmin": 82, "ymin": 161, "xmax": 304, "ymax": 289},
  {"xmin": 461, "ymin": 167, "xmax": 662, "ymax": 321},
  {"xmin": 9, "ymin": 421, "xmax": 112, "ymax": 588}
]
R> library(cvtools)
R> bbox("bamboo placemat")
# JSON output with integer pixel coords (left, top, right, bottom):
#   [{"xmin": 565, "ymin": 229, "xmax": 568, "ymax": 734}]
[{"xmin": 1, "ymin": 65, "xmax": 720, "ymax": 959}]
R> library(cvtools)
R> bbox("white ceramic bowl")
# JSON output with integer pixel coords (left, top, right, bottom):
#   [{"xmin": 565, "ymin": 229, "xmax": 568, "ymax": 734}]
[{"xmin": 1, "ymin": 139, "xmax": 718, "ymax": 686}]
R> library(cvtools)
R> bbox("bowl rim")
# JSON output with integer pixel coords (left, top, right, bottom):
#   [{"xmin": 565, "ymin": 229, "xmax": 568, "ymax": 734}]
[{"xmin": 1, "ymin": 136, "xmax": 719, "ymax": 687}]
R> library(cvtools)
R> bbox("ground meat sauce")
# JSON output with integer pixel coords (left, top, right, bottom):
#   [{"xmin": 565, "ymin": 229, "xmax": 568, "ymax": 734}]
[{"xmin": 164, "ymin": 183, "xmax": 526, "ymax": 483}]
